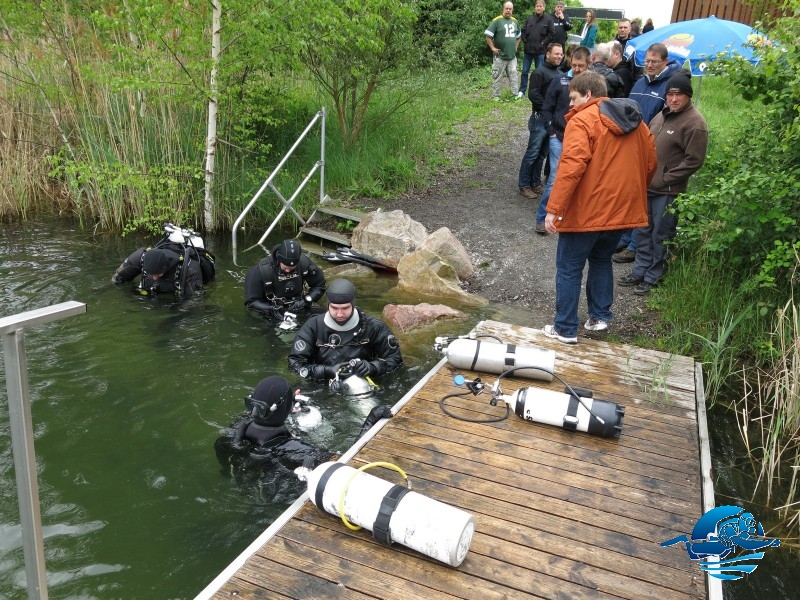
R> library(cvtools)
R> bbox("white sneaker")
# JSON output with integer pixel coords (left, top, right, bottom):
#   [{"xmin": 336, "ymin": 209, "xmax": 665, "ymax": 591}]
[
  {"xmin": 584, "ymin": 319, "xmax": 608, "ymax": 331},
  {"xmin": 542, "ymin": 324, "xmax": 578, "ymax": 344},
  {"xmin": 517, "ymin": 91, "xmax": 524, "ymax": 98}
]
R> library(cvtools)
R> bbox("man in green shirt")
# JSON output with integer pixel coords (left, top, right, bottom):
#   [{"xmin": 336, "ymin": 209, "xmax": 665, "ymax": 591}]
[{"xmin": 485, "ymin": 2, "xmax": 521, "ymax": 100}]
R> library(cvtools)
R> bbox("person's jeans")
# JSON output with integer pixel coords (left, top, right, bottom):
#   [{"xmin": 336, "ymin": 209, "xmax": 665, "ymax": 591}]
[
  {"xmin": 554, "ymin": 230, "xmax": 623, "ymax": 336},
  {"xmin": 632, "ymin": 192, "xmax": 677, "ymax": 284},
  {"xmin": 518, "ymin": 115, "xmax": 548, "ymax": 189},
  {"xmin": 519, "ymin": 52, "xmax": 544, "ymax": 94},
  {"xmin": 618, "ymin": 229, "xmax": 637, "ymax": 251},
  {"xmin": 537, "ymin": 135, "xmax": 563, "ymax": 223}
]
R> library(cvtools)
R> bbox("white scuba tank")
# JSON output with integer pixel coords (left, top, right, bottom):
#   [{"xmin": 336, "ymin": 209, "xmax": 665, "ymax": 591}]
[
  {"xmin": 441, "ymin": 338, "xmax": 555, "ymax": 381},
  {"xmin": 503, "ymin": 386, "xmax": 624, "ymax": 438},
  {"xmin": 302, "ymin": 461, "xmax": 475, "ymax": 567}
]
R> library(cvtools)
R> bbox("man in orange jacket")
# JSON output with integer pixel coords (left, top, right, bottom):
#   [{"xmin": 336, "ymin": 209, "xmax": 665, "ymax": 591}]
[{"xmin": 542, "ymin": 71, "xmax": 657, "ymax": 344}]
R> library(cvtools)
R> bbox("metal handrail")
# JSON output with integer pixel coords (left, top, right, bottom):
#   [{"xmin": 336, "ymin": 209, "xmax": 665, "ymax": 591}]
[
  {"xmin": 1, "ymin": 301, "xmax": 87, "ymax": 600},
  {"xmin": 231, "ymin": 107, "xmax": 327, "ymax": 266}
]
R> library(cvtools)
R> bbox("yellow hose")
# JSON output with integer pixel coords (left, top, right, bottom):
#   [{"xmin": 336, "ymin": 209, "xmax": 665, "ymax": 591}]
[{"xmin": 337, "ymin": 462, "xmax": 409, "ymax": 531}]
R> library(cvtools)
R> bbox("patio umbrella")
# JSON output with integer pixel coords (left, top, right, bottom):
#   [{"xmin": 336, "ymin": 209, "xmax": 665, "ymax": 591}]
[{"xmin": 623, "ymin": 15, "xmax": 767, "ymax": 76}]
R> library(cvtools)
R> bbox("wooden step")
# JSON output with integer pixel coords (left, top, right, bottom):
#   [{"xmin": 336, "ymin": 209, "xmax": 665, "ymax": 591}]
[
  {"xmin": 296, "ymin": 238, "xmax": 344, "ymax": 257},
  {"xmin": 297, "ymin": 226, "xmax": 351, "ymax": 247},
  {"xmin": 314, "ymin": 205, "xmax": 364, "ymax": 222}
]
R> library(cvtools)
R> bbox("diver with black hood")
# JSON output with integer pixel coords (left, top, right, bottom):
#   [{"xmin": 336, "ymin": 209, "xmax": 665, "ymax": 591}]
[
  {"xmin": 244, "ymin": 239, "xmax": 327, "ymax": 320},
  {"xmin": 112, "ymin": 224, "xmax": 213, "ymax": 298},
  {"xmin": 288, "ymin": 278, "xmax": 403, "ymax": 380},
  {"xmin": 215, "ymin": 375, "xmax": 392, "ymax": 491},
  {"xmin": 112, "ymin": 246, "xmax": 204, "ymax": 298}
]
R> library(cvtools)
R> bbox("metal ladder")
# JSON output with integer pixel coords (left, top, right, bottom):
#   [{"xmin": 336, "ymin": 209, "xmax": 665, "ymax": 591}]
[{"xmin": 230, "ymin": 107, "xmax": 364, "ymax": 264}]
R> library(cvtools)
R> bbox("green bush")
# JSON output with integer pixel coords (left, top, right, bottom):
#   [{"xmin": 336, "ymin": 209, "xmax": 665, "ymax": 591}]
[{"xmin": 675, "ymin": 16, "xmax": 800, "ymax": 301}]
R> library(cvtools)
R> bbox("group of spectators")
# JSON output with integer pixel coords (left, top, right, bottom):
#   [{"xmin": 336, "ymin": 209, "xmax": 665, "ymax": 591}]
[{"xmin": 487, "ymin": 2, "xmax": 709, "ymax": 344}]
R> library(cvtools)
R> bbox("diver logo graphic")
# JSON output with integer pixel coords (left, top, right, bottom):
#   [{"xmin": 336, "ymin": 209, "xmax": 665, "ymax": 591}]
[{"xmin": 661, "ymin": 505, "xmax": 780, "ymax": 580}]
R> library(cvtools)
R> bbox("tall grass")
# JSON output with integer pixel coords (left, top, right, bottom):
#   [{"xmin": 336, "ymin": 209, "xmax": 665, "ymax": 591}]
[{"xmin": 736, "ymin": 299, "xmax": 800, "ymax": 530}]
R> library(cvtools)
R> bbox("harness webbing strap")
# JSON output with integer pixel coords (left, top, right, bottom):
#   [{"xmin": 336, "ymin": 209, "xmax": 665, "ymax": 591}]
[
  {"xmin": 315, "ymin": 462, "xmax": 346, "ymax": 509},
  {"xmin": 372, "ymin": 484, "xmax": 412, "ymax": 546}
]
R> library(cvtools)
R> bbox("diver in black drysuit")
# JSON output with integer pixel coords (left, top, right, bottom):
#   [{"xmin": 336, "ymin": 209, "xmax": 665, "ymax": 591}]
[
  {"xmin": 288, "ymin": 278, "xmax": 403, "ymax": 380},
  {"xmin": 215, "ymin": 375, "xmax": 392, "ymax": 501},
  {"xmin": 112, "ymin": 233, "xmax": 215, "ymax": 299},
  {"xmin": 243, "ymin": 239, "xmax": 326, "ymax": 320}
]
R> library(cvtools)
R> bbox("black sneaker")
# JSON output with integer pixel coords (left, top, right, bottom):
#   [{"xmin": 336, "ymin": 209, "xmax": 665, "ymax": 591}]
[
  {"xmin": 634, "ymin": 282, "xmax": 655, "ymax": 295},
  {"xmin": 535, "ymin": 222, "xmax": 547, "ymax": 234},
  {"xmin": 618, "ymin": 274, "xmax": 643, "ymax": 287},
  {"xmin": 612, "ymin": 249, "xmax": 636, "ymax": 263}
]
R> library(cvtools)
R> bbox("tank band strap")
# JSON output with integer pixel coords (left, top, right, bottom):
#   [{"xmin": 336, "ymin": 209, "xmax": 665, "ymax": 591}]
[
  {"xmin": 506, "ymin": 344, "xmax": 516, "ymax": 366},
  {"xmin": 469, "ymin": 341, "xmax": 481, "ymax": 371},
  {"xmin": 373, "ymin": 484, "xmax": 411, "ymax": 546},
  {"xmin": 563, "ymin": 393, "xmax": 580, "ymax": 431},
  {"xmin": 315, "ymin": 462, "xmax": 346, "ymax": 508}
]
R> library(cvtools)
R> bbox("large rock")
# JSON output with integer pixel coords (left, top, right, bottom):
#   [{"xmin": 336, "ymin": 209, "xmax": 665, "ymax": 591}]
[
  {"xmin": 351, "ymin": 210, "xmax": 427, "ymax": 268},
  {"xmin": 383, "ymin": 303, "xmax": 467, "ymax": 332},
  {"xmin": 396, "ymin": 248, "xmax": 487, "ymax": 306},
  {"xmin": 420, "ymin": 227, "xmax": 474, "ymax": 280}
]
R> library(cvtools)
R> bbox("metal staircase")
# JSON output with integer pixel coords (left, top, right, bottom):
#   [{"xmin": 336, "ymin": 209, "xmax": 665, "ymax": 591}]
[{"xmin": 231, "ymin": 107, "xmax": 366, "ymax": 264}]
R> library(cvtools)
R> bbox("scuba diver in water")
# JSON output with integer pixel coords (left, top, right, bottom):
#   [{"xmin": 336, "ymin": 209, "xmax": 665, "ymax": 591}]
[
  {"xmin": 244, "ymin": 239, "xmax": 326, "ymax": 321},
  {"xmin": 112, "ymin": 224, "xmax": 215, "ymax": 299},
  {"xmin": 215, "ymin": 375, "xmax": 392, "ymax": 499},
  {"xmin": 288, "ymin": 278, "xmax": 403, "ymax": 381}
]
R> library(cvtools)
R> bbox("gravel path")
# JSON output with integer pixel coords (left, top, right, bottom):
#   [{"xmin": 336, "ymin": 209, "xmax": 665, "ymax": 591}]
[{"xmin": 352, "ymin": 101, "xmax": 658, "ymax": 342}]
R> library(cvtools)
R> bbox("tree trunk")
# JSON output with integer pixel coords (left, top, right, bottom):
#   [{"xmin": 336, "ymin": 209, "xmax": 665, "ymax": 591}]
[{"xmin": 204, "ymin": 0, "xmax": 222, "ymax": 230}]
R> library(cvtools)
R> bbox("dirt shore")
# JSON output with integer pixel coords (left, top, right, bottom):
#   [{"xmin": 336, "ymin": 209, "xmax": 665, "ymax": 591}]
[{"xmin": 351, "ymin": 100, "xmax": 659, "ymax": 343}]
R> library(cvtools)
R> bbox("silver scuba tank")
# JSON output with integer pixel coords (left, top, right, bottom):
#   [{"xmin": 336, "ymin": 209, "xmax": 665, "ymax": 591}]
[{"xmin": 439, "ymin": 338, "xmax": 555, "ymax": 381}]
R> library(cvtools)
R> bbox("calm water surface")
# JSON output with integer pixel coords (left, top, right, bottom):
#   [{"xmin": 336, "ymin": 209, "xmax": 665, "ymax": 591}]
[{"xmin": 1, "ymin": 220, "xmax": 796, "ymax": 599}]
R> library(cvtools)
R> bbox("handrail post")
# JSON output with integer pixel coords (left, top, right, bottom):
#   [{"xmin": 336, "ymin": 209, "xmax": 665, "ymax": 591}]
[
  {"xmin": 320, "ymin": 106, "xmax": 326, "ymax": 205},
  {"xmin": 1, "ymin": 301, "xmax": 87, "ymax": 600}
]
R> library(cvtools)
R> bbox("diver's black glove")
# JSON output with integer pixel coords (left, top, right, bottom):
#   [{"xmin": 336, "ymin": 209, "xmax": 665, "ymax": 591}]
[
  {"xmin": 311, "ymin": 364, "xmax": 339, "ymax": 379},
  {"xmin": 287, "ymin": 297, "xmax": 307, "ymax": 312},
  {"xmin": 352, "ymin": 360, "xmax": 376, "ymax": 377}
]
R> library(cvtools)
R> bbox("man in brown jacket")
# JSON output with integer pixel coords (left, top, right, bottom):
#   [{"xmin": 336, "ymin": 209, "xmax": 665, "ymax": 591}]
[
  {"xmin": 618, "ymin": 70, "xmax": 708, "ymax": 295},
  {"xmin": 542, "ymin": 71, "xmax": 657, "ymax": 343}
]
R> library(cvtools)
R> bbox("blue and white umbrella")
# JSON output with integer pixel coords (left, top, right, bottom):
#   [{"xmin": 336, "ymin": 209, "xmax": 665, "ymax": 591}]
[{"xmin": 623, "ymin": 16, "xmax": 768, "ymax": 76}]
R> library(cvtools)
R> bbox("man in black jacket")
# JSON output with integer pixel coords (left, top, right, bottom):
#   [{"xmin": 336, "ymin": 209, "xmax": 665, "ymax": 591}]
[
  {"xmin": 589, "ymin": 43, "xmax": 625, "ymax": 98},
  {"xmin": 550, "ymin": 1, "xmax": 572, "ymax": 49},
  {"xmin": 518, "ymin": 0, "xmax": 554, "ymax": 97},
  {"xmin": 518, "ymin": 42, "xmax": 563, "ymax": 199}
]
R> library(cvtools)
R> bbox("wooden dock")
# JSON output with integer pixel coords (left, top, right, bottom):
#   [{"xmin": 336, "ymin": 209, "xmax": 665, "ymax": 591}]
[{"xmin": 196, "ymin": 320, "xmax": 720, "ymax": 600}]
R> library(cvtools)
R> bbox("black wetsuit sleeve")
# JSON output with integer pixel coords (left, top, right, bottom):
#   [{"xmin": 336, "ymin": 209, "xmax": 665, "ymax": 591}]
[
  {"xmin": 303, "ymin": 258, "xmax": 327, "ymax": 302},
  {"xmin": 112, "ymin": 248, "xmax": 145, "ymax": 284},
  {"xmin": 288, "ymin": 318, "xmax": 326, "ymax": 378},
  {"xmin": 244, "ymin": 263, "xmax": 281, "ymax": 316},
  {"xmin": 363, "ymin": 317, "xmax": 403, "ymax": 377}
]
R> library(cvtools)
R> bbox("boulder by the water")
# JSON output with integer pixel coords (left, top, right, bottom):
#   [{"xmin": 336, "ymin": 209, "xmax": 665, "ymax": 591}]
[
  {"xmin": 396, "ymin": 248, "xmax": 487, "ymax": 306},
  {"xmin": 350, "ymin": 210, "xmax": 427, "ymax": 268},
  {"xmin": 420, "ymin": 227, "xmax": 474, "ymax": 280},
  {"xmin": 383, "ymin": 303, "xmax": 468, "ymax": 332}
]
